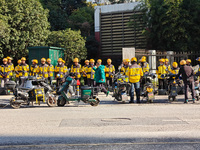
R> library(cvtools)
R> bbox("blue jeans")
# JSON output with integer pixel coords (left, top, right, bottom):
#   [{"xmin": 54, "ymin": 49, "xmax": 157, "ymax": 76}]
[{"xmin": 130, "ymin": 82, "xmax": 140, "ymax": 103}]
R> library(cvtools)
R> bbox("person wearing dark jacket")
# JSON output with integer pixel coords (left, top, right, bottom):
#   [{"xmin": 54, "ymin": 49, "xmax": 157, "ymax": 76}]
[
  {"xmin": 93, "ymin": 62, "xmax": 109, "ymax": 96},
  {"xmin": 176, "ymin": 60, "xmax": 196, "ymax": 103}
]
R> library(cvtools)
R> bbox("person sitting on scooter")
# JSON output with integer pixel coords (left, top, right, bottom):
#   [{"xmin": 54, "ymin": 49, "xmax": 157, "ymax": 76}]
[
  {"xmin": 93, "ymin": 62, "xmax": 109, "ymax": 96},
  {"xmin": 55, "ymin": 58, "xmax": 65, "ymax": 87},
  {"xmin": 168, "ymin": 62, "xmax": 179, "ymax": 90},
  {"xmin": 156, "ymin": 58, "xmax": 167, "ymax": 90}
]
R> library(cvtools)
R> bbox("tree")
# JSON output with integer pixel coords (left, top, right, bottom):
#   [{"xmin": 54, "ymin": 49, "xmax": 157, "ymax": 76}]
[
  {"xmin": 0, "ymin": 0, "xmax": 50, "ymax": 60},
  {"xmin": 68, "ymin": 6, "xmax": 94, "ymax": 37},
  {"xmin": 129, "ymin": 0, "xmax": 189, "ymax": 52},
  {"xmin": 47, "ymin": 29, "xmax": 87, "ymax": 63},
  {"xmin": 40, "ymin": 0, "xmax": 87, "ymax": 31}
]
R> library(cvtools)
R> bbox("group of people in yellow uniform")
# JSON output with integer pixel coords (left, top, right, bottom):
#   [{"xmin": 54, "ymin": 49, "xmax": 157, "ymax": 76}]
[{"xmin": 0, "ymin": 55, "xmax": 199, "ymax": 103}]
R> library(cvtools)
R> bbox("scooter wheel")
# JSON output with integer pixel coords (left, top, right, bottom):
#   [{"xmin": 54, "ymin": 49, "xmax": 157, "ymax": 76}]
[
  {"xmin": 10, "ymin": 97, "xmax": 21, "ymax": 109},
  {"xmin": 57, "ymin": 96, "xmax": 66, "ymax": 107},
  {"xmin": 47, "ymin": 95, "xmax": 57, "ymax": 107},
  {"xmin": 90, "ymin": 97, "xmax": 100, "ymax": 106}
]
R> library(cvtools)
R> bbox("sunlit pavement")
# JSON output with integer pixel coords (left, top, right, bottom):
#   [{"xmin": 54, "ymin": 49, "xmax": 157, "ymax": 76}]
[{"xmin": 1, "ymin": 93, "xmax": 200, "ymax": 150}]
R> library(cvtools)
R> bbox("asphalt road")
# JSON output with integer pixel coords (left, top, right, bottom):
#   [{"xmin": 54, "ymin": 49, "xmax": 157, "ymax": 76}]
[{"xmin": 1, "ymin": 94, "xmax": 200, "ymax": 150}]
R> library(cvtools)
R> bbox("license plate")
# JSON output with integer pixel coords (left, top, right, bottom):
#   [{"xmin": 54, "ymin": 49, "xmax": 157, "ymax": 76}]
[{"xmin": 148, "ymin": 93, "xmax": 154, "ymax": 99}]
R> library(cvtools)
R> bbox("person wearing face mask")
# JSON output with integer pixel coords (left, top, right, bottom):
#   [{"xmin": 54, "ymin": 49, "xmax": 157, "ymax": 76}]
[
  {"xmin": 105, "ymin": 59, "xmax": 115, "ymax": 87},
  {"xmin": 18, "ymin": 57, "xmax": 29, "ymax": 85},
  {"xmin": 15, "ymin": 60, "xmax": 21, "ymax": 84},
  {"xmin": 30, "ymin": 59, "xmax": 39, "ymax": 77},
  {"xmin": 176, "ymin": 60, "xmax": 196, "ymax": 103},
  {"xmin": 38, "ymin": 58, "xmax": 49, "ymax": 82},
  {"xmin": 7, "ymin": 57, "xmax": 14, "ymax": 80},
  {"xmin": 71, "ymin": 58, "xmax": 82, "ymax": 80},
  {"xmin": 82, "ymin": 60, "xmax": 89, "ymax": 85},
  {"xmin": 0, "ymin": 58, "xmax": 10, "ymax": 88},
  {"xmin": 47, "ymin": 58, "xmax": 54, "ymax": 86},
  {"xmin": 156, "ymin": 58, "xmax": 167, "ymax": 90},
  {"xmin": 85, "ymin": 59, "xmax": 96, "ymax": 87},
  {"xmin": 55, "ymin": 58, "xmax": 65, "ymax": 87},
  {"xmin": 186, "ymin": 59, "xmax": 192, "ymax": 67}
]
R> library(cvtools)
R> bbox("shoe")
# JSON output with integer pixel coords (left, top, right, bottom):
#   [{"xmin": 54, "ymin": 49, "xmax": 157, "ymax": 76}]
[
  {"xmin": 184, "ymin": 100, "xmax": 188, "ymax": 104},
  {"xmin": 106, "ymin": 91, "xmax": 110, "ymax": 97},
  {"xmin": 193, "ymin": 99, "xmax": 196, "ymax": 103},
  {"xmin": 129, "ymin": 101, "xmax": 134, "ymax": 103}
]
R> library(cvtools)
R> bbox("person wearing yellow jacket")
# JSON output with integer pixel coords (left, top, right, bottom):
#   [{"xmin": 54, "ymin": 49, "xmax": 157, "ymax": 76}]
[
  {"xmin": 0, "ymin": 58, "xmax": 10, "ymax": 87},
  {"xmin": 18, "ymin": 57, "xmax": 29, "ymax": 85},
  {"xmin": 120, "ymin": 59, "xmax": 130, "ymax": 76},
  {"xmin": 55, "ymin": 58, "xmax": 65, "ymax": 87},
  {"xmin": 71, "ymin": 58, "xmax": 81, "ymax": 80},
  {"xmin": 105, "ymin": 59, "xmax": 115, "ymax": 87},
  {"xmin": 165, "ymin": 58, "xmax": 171, "ymax": 73},
  {"xmin": 156, "ymin": 58, "xmax": 167, "ymax": 90},
  {"xmin": 170, "ymin": 62, "xmax": 179, "ymax": 75},
  {"xmin": 15, "ymin": 60, "xmax": 21, "ymax": 84},
  {"xmin": 38, "ymin": 58, "xmax": 49, "ymax": 82},
  {"xmin": 7, "ymin": 57, "xmax": 14, "ymax": 80},
  {"xmin": 30, "ymin": 59, "xmax": 39, "ymax": 77},
  {"xmin": 128, "ymin": 57, "xmax": 143, "ymax": 103},
  {"xmin": 86, "ymin": 59, "xmax": 96, "ymax": 86},
  {"xmin": 62, "ymin": 60, "xmax": 68, "ymax": 76},
  {"xmin": 47, "ymin": 58, "xmax": 54, "ymax": 85},
  {"xmin": 139, "ymin": 58, "xmax": 149, "ymax": 74},
  {"xmin": 82, "ymin": 60, "xmax": 89, "ymax": 85}
]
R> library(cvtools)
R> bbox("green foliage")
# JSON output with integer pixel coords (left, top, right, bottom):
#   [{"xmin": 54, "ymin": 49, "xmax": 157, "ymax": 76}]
[
  {"xmin": 68, "ymin": 6, "xmax": 94, "ymax": 37},
  {"xmin": 47, "ymin": 29, "xmax": 87, "ymax": 63},
  {"xmin": 0, "ymin": 0, "xmax": 50, "ymax": 60},
  {"xmin": 40, "ymin": 0, "xmax": 87, "ymax": 31},
  {"xmin": 129, "ymin": 0, "xmax": 200, "ymax": 52}
]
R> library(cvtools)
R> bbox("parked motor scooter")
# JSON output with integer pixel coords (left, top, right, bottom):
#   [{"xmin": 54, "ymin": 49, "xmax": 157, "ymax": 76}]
[
  {"xmin": 141, "ymin": 73, "xmax": 156, "ymax": 103},
  {"xmin": 57, "ymin": 74, "xmax": 100, "ymax": 107},
  {"xmin": 112, "ymin": 72, "xmax": 130, "ymax": 103}
]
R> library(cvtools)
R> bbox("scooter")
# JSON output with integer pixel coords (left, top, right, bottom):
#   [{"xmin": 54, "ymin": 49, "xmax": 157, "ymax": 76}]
[
  {"xmin": 57, "ymin": 74, "xmax": 100, "ymax": 107},
  {"xmin": 141, "ymin": 73, "xmax": 156, "ymax": 103},
  {"xmin": 112, "ymin": 72, "xmax": 130, "ymax": 103},
  {"xmin": 10, "ymin": 76, "xmax": 57, "ymax": 109}
]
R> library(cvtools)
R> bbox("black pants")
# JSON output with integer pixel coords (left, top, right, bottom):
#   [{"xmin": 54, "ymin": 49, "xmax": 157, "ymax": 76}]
[
  {"xmin": 83, "ymin": 77, "xmax": 87, "ymax": 85},
  {"xmin": 48, "ymin": 77, "xmax": 52, "ymax": 85},
  {"xmin": 96, "ymin": 83, "xmax": 108, "ymax": 94},
  {"xmin": 184, "ymin": 81, "xmax": 196, "ymax": 100},
  {"xmin": 158, "ymin": 79, "xmax": 166, "ymax": 90},
  {"xmin": 106, "ymin": 77, "xmax": 113, "ymax": 87},
  {"xmin": 87, "ymin": 79, "xmax": 95, "ymax": 87}
]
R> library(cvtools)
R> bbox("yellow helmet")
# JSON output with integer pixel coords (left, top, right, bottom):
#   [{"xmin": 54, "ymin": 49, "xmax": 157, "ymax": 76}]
[
  {"xmin": 21, "ymin": 57, "xmax": 26, "ymax": 61},
  {"xmin": 32, "ymin": 59, "xmax": 38, "ymax": 64},
  {"xmin": 186, "ymin": 59, "xmax": 191, "ymax": 64},
  {"xmin": 62, "ymin": 60, "xmax": 65, "ymax": 63},
  {"xmin": 85, "ymin": 60, "xmax": 89, "ymax": 63},
  {"xmin": 172, "ymin": 62, "xmax": 178, "ymax": 68},
  {"xmin": 73, "ymin": 58, "xmax": 79, "ymax": 63},
  {"xmin": 180, "ymin": 60, "xmax": 186, "ymax": 65},
  {"xmin": 159, "ymin": 59, "xmax": 165, "ymax": 63},
  {"xmin": 196, "ymin": 57, "xmax": 200, "ymax": 62},
  {"xmin": 3, "ymin": 58, "xmax": 8, "ymax": 62},
  {"xmin": 126, "ymin": 59, "xmax": 130, "ymax": 63},
  {"xmin": 140, "ymin": 58, "xmax": 146, "ymax": 63},
  {"xmin": 58, "ymin": 58, "xmax": 62, "ymax": 62},
  {"xmin": 47, "ymin": 58, "xmax": 51, "ymax": 62},
  {"xmin": 17, "ymin": 60, "xmax": 21, "ymax": 64},
  {"xmin": 90, "ymin": 59, "xmax": 95, "ymax": 63},
  {"xmin": 131, "ymin": 57, "xmax": 137, "ymax": 62},
  {"xmin": 165, "ymin": 58, "xmax": 169, "ymax": 62},
  {"xmin": 97, "ymin": 59, "xmax": 102, "ymax": 63},
  {"xmin": 41, "ymin": 58, "xmax": 46, "ymax": 62},
  {"xmin": 7, "ymin": 56, "xmax": 13, "ymax": 60},
  {"xmin": 107, "ymin": 59, "xmax": 112, "ymax": 63},
  {"xmin": 142, "ymin": 56, "xmax": 146, "ymax": 60}
]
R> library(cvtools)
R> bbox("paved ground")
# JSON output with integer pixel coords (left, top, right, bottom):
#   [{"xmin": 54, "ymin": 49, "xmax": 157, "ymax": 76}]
[{"xmin": 1, "ymin": 93, "xmax": 200, "ymax": 150}]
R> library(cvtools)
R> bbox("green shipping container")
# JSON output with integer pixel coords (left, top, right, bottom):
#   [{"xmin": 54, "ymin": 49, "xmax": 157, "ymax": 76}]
[{"xmin": 28, "ymin": 46, "xmax": 64, "ymax": 67}]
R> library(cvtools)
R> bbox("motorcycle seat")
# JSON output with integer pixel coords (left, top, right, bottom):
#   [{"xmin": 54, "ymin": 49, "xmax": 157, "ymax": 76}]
[{"xmin": 81, "ymin": 86, "xmax": 92, "ymax": 90}]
